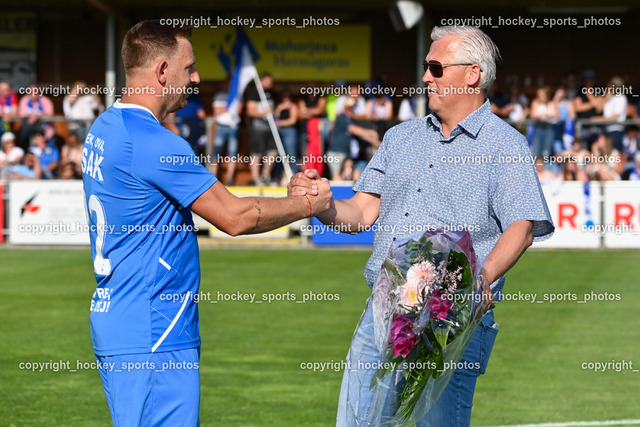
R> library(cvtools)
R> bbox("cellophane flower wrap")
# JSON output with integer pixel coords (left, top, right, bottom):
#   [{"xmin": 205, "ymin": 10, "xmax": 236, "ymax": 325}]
[{"xmin": 365, "ymin": 229, "xmax": 486, "ymax": 426}]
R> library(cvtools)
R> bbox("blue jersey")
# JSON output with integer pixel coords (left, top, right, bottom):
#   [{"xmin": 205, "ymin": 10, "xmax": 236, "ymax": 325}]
[{"xmin": 82, "ymin": 100, "xmax": 216, "ymax": 356}]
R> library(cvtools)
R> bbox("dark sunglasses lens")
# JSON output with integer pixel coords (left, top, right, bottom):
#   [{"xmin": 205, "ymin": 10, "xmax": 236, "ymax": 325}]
[{"xmin": 422, "ymin": 61, "xmax": 443, "ymax": 77}]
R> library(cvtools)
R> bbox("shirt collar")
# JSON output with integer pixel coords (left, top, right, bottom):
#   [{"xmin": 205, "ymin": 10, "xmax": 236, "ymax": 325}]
[
  {"xmin": 426, "ymin": 99, "xmax": 491, "ymax": 142},
  {"xmin": 112, "ymin": 99, "xmax": 159, "ymax": 123}
]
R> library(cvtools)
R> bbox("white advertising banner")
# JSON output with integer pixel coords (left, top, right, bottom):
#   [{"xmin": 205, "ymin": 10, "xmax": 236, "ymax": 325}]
[
  {"xmin": 602, "ymin": 182, "xmax": 640, "ymax": 248},
  {"xmin": 532, "ymin": 181, "xmax": 601, "ymax": 249},
  {"xmin": 9, "ymin": 180, "xmax": 89, "ymax": 245}
]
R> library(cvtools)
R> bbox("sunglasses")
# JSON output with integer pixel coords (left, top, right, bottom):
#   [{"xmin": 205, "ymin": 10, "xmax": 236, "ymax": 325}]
[{"xmin": 422, "ymin": 60, "xmax": 476, "ymax": 78}]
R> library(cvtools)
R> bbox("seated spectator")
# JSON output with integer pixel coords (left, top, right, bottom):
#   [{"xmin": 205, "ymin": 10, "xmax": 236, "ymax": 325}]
[
  {"xmin": 586, "ymin": 133, "xmax": 623, "ymax": 181},
  {"xmin": 624, "ymin": 152, "xmax": 640, "ymax": 181},
  {"xmin": 535, "ymin": 156, "xmax": 560, "ymax": 183},
  {"xmin": 623, "ymin": 124, "xmax": 638, "ymax": 157},
  {"xmin": 63, "ymin": 81, "xmax": 102, "ymax": 142},
  {"xmin": 18, "ymin": 85, "xmax": 55, "ymax": 147},
  {"xmin": 60, "ymin": 131, "xmax": 83, "ymax": 176},
  {"xmin": 29, "ymin": 130, "xmax": 59, "ymax": 179},
  {"xmin": 0, "ymin": 81, "xmax": 18, "ymax": 135},
  {"xmin": 504, "ymin": 83, "xmax": 530, "ymax": 123},
  {"xmin": 11, "ymin": 152, "xmax": 42, "ymax": 180},
  {"xmin": 58, "ymin": 161, "xmax": 80, "ymax": 180},
  {"xmin": 561, "ymin": 139, "xmax": 589, "ymax": 182},
  {"xmin": 0, "ymin": 132, "xmax": 24, "ymax": 179}
]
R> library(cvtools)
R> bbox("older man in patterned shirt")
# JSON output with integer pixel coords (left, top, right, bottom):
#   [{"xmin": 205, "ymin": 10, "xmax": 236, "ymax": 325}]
[{"xmin": 291, "ymin": 26, "xmax": 554, "ymax": 426}]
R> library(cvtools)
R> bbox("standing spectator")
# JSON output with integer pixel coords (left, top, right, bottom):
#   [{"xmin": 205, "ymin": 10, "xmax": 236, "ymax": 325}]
[
  {"xmin": 366, "ymin": 88, "xmax": 394, "ymax": 140},
  {"xmin": 573, "ymin": 70, "xmax": 604, "ymax": 146},
  {"xmin": 61, "ymin": 131, "xmax": 84, "ymax": 176},
  {"xmin": 488, "ymin": 82, "xmax": 510, "ymax": 118},
  {"xmin": 63, "ymin": 81, "xmax": 102, "ymax": 142},
  {"xmin": 211, "ymin": 83, "xmax": 242, "ymax": 185},
  {"xmin": 335, "ymin": 84, "xmax": 367, "ymax": 119},
  {"xmin": 593, "ymin": 76, "xmax": 628, "ymax": 154},
  {"xmin": 299, "ymin": 82, "xmax": 327, "ymax": 176},
  {"xmin": 0, "ymin": 81, "xmax": 18, "ymax": 135},
  {"xmin": 18, "ymin": 85, "xmax": 55, "ymax": 148},
  {"xmin": 397, "ymin": 97, "xmax": 416, "ymax": 121},
  {"xmin": 530, "ymin": 86, "xmax": 558, "ymax": 161},
  {"xmin": 0, "ymin": 132, "xmax": 24, "ymax": 179},
  {"xmin": 553, "ymin": 86, "xmax": 576, "ymax": 151},
  {"xmin": 274, "ymin": 89, "xmax": 299, "ymax": 175},
  {"xmin": 175, "ymin": 93, "xmax": 206, "ymax": 154},
  {"xmin": 246, "ymin": 73, "xmax": 277, "ymax": 186},
  {"xmin": 327, "ymin": 98, "xmax": 356, "ymax": 181},
  {"xmin": 29, "ymin": 130, "xmax": 59, "ymax": 179},
  {"xmin": 562, "ymin": 70, "xmax": 579, "ymax": 100}
]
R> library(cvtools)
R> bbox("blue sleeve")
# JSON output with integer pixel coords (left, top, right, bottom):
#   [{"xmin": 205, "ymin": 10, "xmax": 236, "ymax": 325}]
[
  {"xmin": 136, "ymin": 130, "xmax": 217, "ymax": 208},
  {"xmin": 490, "ymin": 135, "xmax": 554, "ymax": 241}
]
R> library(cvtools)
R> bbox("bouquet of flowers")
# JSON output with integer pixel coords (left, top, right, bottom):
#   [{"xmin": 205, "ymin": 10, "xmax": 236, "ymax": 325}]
[{"xmin": 365, "ymin": 229, "xmax": 487, "ymax": 426}]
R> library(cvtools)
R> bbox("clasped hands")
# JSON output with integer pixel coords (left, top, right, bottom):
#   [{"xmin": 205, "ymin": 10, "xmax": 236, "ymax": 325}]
[{"xmin": 288, "ymin": 169, "xmax": 332, "ymax": 216}]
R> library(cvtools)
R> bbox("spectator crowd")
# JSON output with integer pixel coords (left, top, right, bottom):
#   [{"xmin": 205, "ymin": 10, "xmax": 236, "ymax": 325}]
[{"xmin": 1, "ymin": 70, "xmax": 639, "ymax": 184}]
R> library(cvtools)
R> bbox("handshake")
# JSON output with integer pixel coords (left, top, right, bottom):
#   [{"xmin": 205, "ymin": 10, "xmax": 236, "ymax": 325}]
[{"xmin": 287, "ymin": 169, "xmax": 333, "ymax": 217}]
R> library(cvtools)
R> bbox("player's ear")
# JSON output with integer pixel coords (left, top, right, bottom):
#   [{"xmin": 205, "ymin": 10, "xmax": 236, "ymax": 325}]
[{"xmin": 155, "ymin": 60, "xmax": 169, "ymax": 85}]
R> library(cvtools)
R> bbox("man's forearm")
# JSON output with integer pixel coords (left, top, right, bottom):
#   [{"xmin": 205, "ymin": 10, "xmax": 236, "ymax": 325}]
[
  {"xmin": 315, "ymin": 199, "xmax": 366, "ymax": 234},
  {"xmin": 481, "ymin": 220, "xmax": 534, "ymax": 285},
  {"xmin": 234, "ymin": 196, "xmax": 311, "ymax": 236}
]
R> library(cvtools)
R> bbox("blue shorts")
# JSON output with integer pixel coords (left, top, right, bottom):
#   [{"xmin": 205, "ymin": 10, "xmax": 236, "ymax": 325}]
[{"xmin": 97, "ymin": 347, "xmax": 200, "ymax": 426}]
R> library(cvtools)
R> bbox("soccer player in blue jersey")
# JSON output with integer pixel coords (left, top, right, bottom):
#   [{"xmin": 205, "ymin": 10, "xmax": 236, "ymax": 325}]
[{"xmin": 82, "ymin": 20, "xmax": 331, "ymax": 426}]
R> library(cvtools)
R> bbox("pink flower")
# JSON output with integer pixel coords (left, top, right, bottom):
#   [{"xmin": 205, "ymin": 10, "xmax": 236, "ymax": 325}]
[
  {"xmin": 388, "ymin": 315, "xmax": 420, "ymax": 357},
  {"xmin": 430, "ymin": 291, "xmax": 454, "ymax": 320},
  {"xmin": 406, "ymin": 261, "xmax": 436, "ymax": 288},
  {"xmin": 400, "ymin": 282, "xmax": 421, "ymax": 309}
]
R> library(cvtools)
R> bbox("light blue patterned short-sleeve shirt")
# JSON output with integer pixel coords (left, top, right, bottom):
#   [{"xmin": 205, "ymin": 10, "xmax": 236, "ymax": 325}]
[{"xmin": 353, "ymin": 100, "xmax": 554, "ymax": 293}]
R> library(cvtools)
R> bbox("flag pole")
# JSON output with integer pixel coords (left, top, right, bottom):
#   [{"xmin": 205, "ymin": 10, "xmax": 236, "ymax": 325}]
[{"xmin": 252, "ymin": 73, "xmax": 294, "ymax": 180}]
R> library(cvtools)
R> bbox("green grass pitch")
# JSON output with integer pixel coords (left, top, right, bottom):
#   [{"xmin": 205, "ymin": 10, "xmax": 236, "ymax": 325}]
[{"xmin": 1, "ymin": 248, "xmax": 639, "ymax": 426}]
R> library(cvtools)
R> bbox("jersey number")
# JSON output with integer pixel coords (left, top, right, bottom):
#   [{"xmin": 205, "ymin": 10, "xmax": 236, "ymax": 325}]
[{"xmin": 88, "ymin": 195, "xmax": 112, "ymax": 276}]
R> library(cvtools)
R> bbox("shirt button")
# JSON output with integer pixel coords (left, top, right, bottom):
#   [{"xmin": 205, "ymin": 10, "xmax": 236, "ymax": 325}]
[
  {"xmin": 392, "ymin": 237, "xmax": 397, "ymax": 241},
  {"xmin": 429, "ymin": 164, "xmax": 434, "ymax": 168},
  {"xmin": 405, "ymin": 213, "xmax": 409, "ymax": 217},
  {"xmin": 417, "ymin": 188, "xmax": 421, "ymax": 192}
]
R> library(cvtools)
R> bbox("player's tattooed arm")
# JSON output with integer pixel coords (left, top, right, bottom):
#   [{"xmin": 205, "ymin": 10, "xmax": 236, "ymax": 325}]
[{"xmin": 190, "ymin": 181, "xmax": 332, "ymax": 236}]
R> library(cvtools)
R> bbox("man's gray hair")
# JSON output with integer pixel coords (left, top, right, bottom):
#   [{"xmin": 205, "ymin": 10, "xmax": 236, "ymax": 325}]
[{"xmin": 430, "ymin": 26, "xmax": 501, "ymax": 95}]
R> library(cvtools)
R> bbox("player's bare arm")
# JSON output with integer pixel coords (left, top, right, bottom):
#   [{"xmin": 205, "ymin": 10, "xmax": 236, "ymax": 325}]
[{"xmin": 191, "ymin": 179, "xmax": 332, "ymax": 236}]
